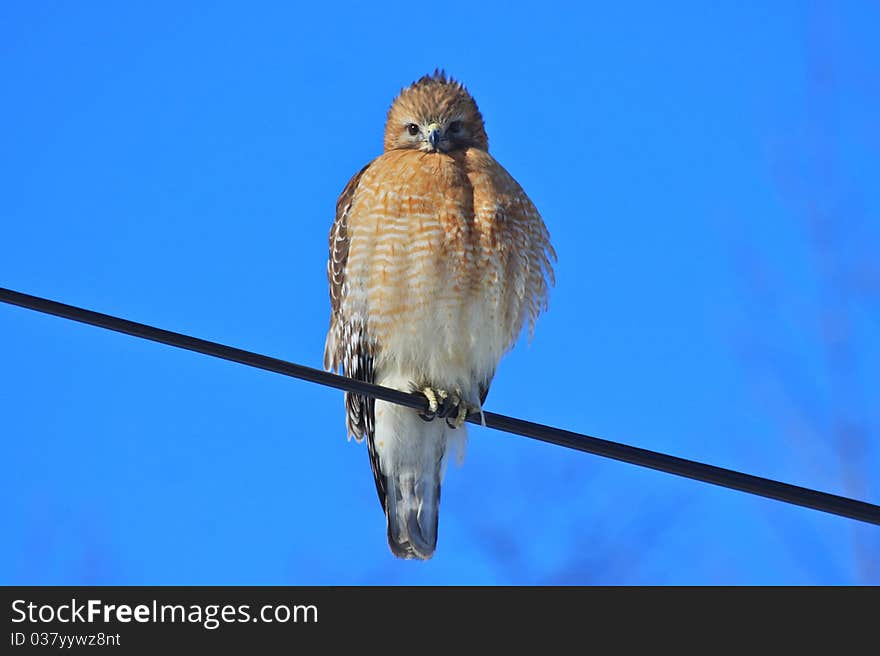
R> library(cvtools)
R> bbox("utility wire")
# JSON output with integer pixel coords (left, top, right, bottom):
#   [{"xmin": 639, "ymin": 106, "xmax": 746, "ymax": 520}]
[{"xmin": 2, "ymin": 286, "xmax": 879, "ymax": 527}]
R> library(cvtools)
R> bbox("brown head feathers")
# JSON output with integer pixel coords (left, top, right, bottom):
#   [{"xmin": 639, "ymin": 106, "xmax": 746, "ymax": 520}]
[{"xmin": 384, "ymin": 70, "xmax": 488, "ymax": 153}]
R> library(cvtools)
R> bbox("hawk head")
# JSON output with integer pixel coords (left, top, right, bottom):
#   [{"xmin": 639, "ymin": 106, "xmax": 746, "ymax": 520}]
[{"xmin": 384, "ymin": 70, "xmax": 488, "ymax": 154}]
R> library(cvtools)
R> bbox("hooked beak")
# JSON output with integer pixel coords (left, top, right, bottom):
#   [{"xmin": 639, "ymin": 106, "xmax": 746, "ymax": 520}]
[{"xmin": 425, "ymin": 123, "xmax": 442, "ymax": 151}]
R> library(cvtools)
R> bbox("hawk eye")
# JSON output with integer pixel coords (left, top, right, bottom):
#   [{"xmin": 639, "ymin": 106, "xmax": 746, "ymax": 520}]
[
  {"xmin": 447, "ymin": 121, "xmax": 462, "ymax": 133},
  {"xmin": 406, "ymin": 123, "xmax": 420, "ymax": 136}
]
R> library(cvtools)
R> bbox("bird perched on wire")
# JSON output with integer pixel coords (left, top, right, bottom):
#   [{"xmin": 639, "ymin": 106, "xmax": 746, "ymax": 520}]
[{"xmin": 324, "ymin": 70, "xmax": 555, "ymax": 560}]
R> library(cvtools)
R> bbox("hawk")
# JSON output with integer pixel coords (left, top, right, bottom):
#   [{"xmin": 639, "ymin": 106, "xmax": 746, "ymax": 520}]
[{"xmin": 324, "ymin": 71, "xmax": 555, "ymax": 559}]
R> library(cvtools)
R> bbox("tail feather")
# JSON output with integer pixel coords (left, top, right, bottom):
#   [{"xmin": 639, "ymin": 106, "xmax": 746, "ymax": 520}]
[{"xmin": 384, "ymin": 472, "xmax": 440, "ymax": 560}]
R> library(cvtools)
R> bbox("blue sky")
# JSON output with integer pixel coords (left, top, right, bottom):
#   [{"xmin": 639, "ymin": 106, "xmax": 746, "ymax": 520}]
[{"xmin": 2, "ymin": 1, "xmax": 878, "ymax": 584}]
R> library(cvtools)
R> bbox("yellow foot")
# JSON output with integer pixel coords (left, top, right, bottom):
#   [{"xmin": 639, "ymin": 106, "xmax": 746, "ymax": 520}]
[
  {"xmin": 417, "ymin": 386, "xmax": 475, "ymax": 429},
  {"xmin": 418, "ymin": 386, "xmax": 448, "ymax": 421}
]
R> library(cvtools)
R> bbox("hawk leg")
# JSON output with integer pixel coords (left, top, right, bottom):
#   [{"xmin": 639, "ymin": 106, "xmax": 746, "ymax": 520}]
[{"xmin": 418, "ymin": 386, "xmax": 475, "ymax": 429}]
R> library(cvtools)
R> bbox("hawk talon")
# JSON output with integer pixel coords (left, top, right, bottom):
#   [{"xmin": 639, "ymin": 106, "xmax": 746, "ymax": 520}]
[
  {"xmin": 435, "ymin": 390, "xmax": 455, "ymax": 418},
  {"xmin": 418, "ymin": 387, "xmax": 438, "ymax": 421},
  {"xmin": 418, "ymin": 386, "xmax": 471, "ymax": 425},
  {"xmin": 418, "ymin": 386, "xmax": 447, "ymax": 422},
  {"xmin": 446, "ymin": 397, "xmax": 472, "ymax": 429}
]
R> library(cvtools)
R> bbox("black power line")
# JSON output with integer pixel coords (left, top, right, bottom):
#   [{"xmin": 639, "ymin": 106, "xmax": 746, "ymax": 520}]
[{"xmin": 2, "ymin": 285, "xmax": 879, "ymax": 527}]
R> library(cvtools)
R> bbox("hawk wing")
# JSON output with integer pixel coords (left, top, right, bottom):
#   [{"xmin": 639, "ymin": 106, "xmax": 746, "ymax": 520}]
[
  {"xmin": 325, "ymin": 160, "xmax": 369, "ymax": 379},
  {"xmin": 324, "ymin": 161, "xmax": 388, "ymax": 511}
]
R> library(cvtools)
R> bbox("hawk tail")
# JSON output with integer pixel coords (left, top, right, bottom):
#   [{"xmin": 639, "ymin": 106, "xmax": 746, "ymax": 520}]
[
  {"xmin": 371, "ymin": 393, "xmax": 455, "ymax": 560},
  {"xmin": 383, "ymin": 468, "xmax": 441, "ymax": 560}
]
